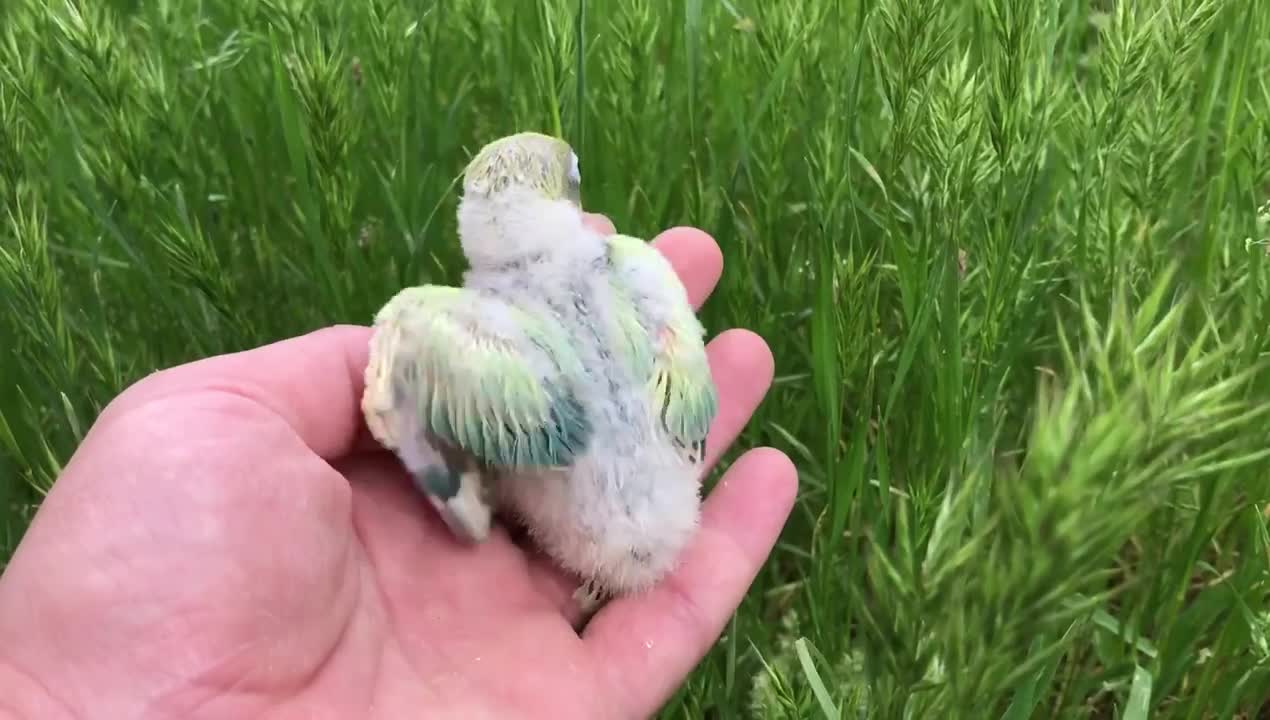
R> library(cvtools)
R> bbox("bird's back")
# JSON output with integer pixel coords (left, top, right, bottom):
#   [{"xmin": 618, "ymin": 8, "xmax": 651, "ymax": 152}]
[
  {"xmin": 467, "ymin": 255, "xmax": 659, "ymax": 457},
  {"xmin": 471, "ymin": 237, "xmax": 715, "ymax": 595}
]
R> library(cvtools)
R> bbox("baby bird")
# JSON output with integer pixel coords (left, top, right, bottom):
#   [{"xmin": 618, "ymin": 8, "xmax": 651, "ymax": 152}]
[{"xmin": 361, "ymin": 132, "xmax": 718, "ymax": 615}]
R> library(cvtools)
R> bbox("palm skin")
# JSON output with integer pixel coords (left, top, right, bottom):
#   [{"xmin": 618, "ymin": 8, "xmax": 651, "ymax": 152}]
[{"xmin": 0, "ymin": 221, "xmax": 797, "ymax": 720}]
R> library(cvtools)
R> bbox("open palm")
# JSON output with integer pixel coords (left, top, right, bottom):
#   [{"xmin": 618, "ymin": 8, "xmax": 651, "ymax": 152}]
[{"xmin": 0, "ymin": 222, "xmax": 796, "ymax": 720}]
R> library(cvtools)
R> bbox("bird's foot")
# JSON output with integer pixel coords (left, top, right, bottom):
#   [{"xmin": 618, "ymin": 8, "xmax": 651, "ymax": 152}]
[{"xmin": 571, "ymin": 579, "xmax": 608, "ymax": 630}]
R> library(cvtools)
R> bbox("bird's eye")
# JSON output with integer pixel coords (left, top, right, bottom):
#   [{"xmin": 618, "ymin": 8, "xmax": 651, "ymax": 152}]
[{"xmin": 568, "ymin": 152, "xmax": 581, "ymax": 184}]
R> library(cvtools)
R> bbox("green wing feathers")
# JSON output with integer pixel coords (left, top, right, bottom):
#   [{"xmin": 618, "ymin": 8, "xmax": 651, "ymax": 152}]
[
  {"xmin": 649, "ymin": 319, "xmax": 717, "ymax": 462},
  {"xmin": 369, "ymin": 285, "xmax": 590, "ymax": 468},
  {"xmin": 606, "ymin": 234, "xmax": 718, "ymax": 463}
]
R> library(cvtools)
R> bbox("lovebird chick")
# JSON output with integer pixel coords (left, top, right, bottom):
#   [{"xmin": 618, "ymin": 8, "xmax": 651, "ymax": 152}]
[{"xmin": 361, "ymin": 132, "xmax": 719, "ymax": 615}]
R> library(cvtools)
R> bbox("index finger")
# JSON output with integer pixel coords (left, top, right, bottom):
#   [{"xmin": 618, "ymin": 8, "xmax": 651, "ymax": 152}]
[
  {"xmin": 91, "ymin": 216, "xmax": 725, "ymax": 461},
  {"xmin": 651, "ymin": 226, "xmax": 724, "ymax": 310}
]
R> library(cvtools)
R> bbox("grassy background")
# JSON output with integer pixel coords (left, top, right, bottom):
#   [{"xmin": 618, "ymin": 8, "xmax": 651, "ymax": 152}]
[{"xmin": 3, "ymin": 0, "xmax": 1270, "ymax": 716}]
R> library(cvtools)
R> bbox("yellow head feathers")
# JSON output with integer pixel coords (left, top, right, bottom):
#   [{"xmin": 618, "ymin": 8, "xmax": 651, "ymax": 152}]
[{"xmin": 462, "ymin": 132, "xmax": 581, "ymax": 205}]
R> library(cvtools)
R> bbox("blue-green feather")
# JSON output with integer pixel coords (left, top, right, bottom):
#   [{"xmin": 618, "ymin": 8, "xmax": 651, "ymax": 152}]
[{"xmin": 380, "ymin": 284, "xmax": 592, "ymax": 470}]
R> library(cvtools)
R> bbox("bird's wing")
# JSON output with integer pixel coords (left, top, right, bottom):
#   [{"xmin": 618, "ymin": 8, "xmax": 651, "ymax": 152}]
[
  {"xmin": 363, "ymin": 285, "xmax": 591, "ymax": 469},
  {"xmin": 604, "ymin": 234, "xmax": 718, "ymax": 465}
]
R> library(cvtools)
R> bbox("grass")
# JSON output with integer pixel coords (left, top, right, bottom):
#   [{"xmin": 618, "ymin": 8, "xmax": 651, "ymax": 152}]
[{"xmin": 2, "ymin": 0, "xmax": 1270, "ymax": 716}]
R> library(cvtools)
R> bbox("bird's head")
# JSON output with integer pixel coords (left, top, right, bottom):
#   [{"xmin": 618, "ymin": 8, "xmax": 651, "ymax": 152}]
[
  {"xmin": 457, "ymin": 132, "xmax": 588, "ymax": 269},
  {"xmin": 462, "ymin": 132, "xmax": 581, "ymax": 207}
]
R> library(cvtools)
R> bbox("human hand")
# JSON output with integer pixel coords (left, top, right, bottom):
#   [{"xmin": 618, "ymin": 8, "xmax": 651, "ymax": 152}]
[{"xmin": 0, "ymin": 218, "xmax": 797, "ymax": 720}]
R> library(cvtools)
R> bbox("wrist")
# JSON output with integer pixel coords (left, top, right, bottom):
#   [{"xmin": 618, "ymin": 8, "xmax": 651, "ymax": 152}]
[{"xmin": 0, "ymin": 658, "xmax": 74, "ymax": 720}]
